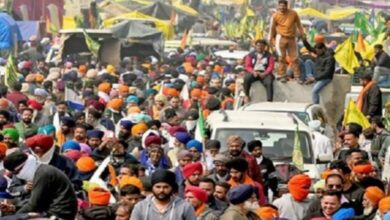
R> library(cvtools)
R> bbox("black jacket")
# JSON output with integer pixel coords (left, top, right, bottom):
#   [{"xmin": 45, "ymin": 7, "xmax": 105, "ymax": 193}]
[
  {"xmin": 18, "ymin": 165, "xmax": 78, "ymax": 219},
  {"xmin": 375, "ymin": 51, "xmax": 390, "ymax": 69},
  {"xmin": 362, "ymin": 84, "xmax": 382, "ymax": 117},
  {"xmin": 50, "ymin": 152, "xmax": 82, "ymax": 190},
  {"xmin": 259, "ymin": 156, "xmax": 278, "ymax": 196},
  {"xmin": 303, "ymin": 39, "xmax": 336, "ymax": 81}
]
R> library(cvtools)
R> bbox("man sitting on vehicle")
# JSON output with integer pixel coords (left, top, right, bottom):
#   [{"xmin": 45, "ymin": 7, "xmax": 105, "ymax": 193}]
[
  {"xmin": 372, "ymin": 44, "xmax": 390, "ymax": 86},
  {"xmin": 243, "ymin": 39, "xmax": 275, "ymax": 103}
]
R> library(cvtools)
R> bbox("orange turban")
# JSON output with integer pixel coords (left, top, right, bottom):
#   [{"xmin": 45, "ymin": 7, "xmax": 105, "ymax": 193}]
[
  {"xmin": 0, "ymin": 98, "xmax": 8, "ymax": 109},
  {"xmin": 353, "ymin": 164, "xmax": 373, "ymax": 174},
  {"xmin": 314, "ymin": 34, "xmax": 325, "ymax": 43},
  {"xmin": 256, "ymin": 207, "xmax": 279, "ymax": 220},
  {"xmin": 98, "ymin": 83, "xmax": 111, "ymax": 94},
  {"xmin": 184, "ymin": 62, "xmax": 194, "ymax": 74},
  {"xmin": 35, "ymin": 74, "xmax": 44, "ymax": 83},
  {"xmin": 365, "ymin": 186, "xmax": 385, "ymax": 205},
  {"xmin": 107, "ymin": 98, "xmax": 123, "ymax": 111},
  {"xmin": 379, "ymin": 196, "xmax": 390, "ymax": 214},
  {"xmin": 197, "ymin": 75, "xmax": 205, "ymax": 85},
  {"xmin": 76, "ymin": 156, "xmax": 97, "ymax": 172},
  {"xmin": 25, "ymin": 74, "xmax": 36, "ymax": 82},
  {"xmin": 0, "ymin": 142, "xmax": 8, "ymax": 157},
  {"xmin": 119, "ymin": 176, "xmax": 144, "ymax": 190},
  {"xmin": 321, "ymin": 169, "xmax": 332, "ymax": 179},
  {"xmin": 162, "ymin": 87, "xmax": 170, "ymax": 96},
  {"xmin": 131, "ymin": 123, "xmax": 148, "ymax": 137},
  {"xmin": 214, "ymin": 65, "xmax": 223, "ymax": 74},
  {"xmin": 127, "ymin": 106, "xmax": 141, "ymax": 114},
  {"xmin": 88, "ymin": 187, "xmax": 111, "ymax": 206},
  {"xmin": 118, "ymin": 85, "xmax": 129, "ymax": 94},
  {"xmin": 79, "ymin": 65, "xmax": 87, "ymax": 75},
  {"xmin": 288, "ymin": 174, "xmax": 311, "ymax": 202},
  {"xmin": 167, "ymin": 88, "xmax": 179, "ymax": 97},
  {"xmin": 191, "ymin": 88, "xmax": 202, "ymax": 99}
]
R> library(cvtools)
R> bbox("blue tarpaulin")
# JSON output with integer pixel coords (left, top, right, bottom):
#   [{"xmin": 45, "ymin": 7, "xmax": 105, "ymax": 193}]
[
  {"xmin": 0, "ymin": 13, "xmax": 22, "ymax": 50},
  {"xmin": 16, "ymin": 21, "xmax": 39, "ymax": 42}
]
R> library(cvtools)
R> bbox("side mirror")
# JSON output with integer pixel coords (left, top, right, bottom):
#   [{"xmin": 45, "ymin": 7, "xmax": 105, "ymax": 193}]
[{"xmin": 317, "ymin": 154, "xmax": 332, "ymax": 164}]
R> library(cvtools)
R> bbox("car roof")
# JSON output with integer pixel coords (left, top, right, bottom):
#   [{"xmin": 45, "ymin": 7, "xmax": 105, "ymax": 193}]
[
  {"xmin": 207, "ymin": 110, "xmax": 309, "ymax": 131},
  {"xmin": 239, "ymin": 102, "xmax": 317, "ymax": 112}
]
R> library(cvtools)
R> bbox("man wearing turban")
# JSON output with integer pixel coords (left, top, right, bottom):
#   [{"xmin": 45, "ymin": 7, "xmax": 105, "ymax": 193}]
[
  {"xmin": 354, "ymin": 186, "xmax": 385, "ymax": 219},
  {"xmin": 79, "ymin": 187, "xmax": 115, "ymax": 220},
  {"xmin": 185, "ymin": 185, "xmax": 219, "ymax": 219},
  {"xmin": 25, "ymin": 134, "xmax": 81, "ymax": 189},
  {"xmin": 131, "ymin": 170, "xmax": 196, "ymax": 219},
  {"xmin": 2, "ymin": 128, "xmax": 19, "ymax": 148},
  {"xmin": 273, "ymin": 174, "xmax": 312, "ymax": 220},
  {"xmin": 226, "ymin": 158, "xmax": 266, "ymax": 206},
  {"xmin": 3, "ymin": 151, "xmax": 78, "ymax": 219}
]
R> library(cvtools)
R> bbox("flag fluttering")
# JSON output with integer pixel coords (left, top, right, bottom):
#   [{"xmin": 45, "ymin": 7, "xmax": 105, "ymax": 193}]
[
  {"xmin": 343, "ymin": 99, "xmax": 370, "ymax": 129},
  {"xmin": 292, "ymin": 126, "xmax": 304, "ymax": 171},
  {"xmin": 195, "ymin": 106, "xmax": 206, "ymax": 142},
  {"xmin": 334, "ymin": 36, "xmax": 360, "ymax": 74},
  {"xmin": 355, "ymin": 32, "xmax": 375, "ymax": 62},
  {"xmin": 5, "ymin": 54, "xmax": 18, "ymax": 88},
  {"xmin": 83, "ymin": 30, "xmax": 100, "ymax": 57}
]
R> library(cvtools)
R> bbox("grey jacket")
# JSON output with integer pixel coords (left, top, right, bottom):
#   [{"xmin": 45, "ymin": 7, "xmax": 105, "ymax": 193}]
[{"xmin": 130, "ymin": 195, "xmax": 196, "ymax": 220}]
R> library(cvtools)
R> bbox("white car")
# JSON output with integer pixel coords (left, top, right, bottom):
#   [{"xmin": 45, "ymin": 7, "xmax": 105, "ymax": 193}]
[
  {"xmin": 207, "ymin": 110, "xmax": 331, "ymax": 181},
  {"xmin": 238, "ymin": 102, "xmax": 336, "ymax": 144}
]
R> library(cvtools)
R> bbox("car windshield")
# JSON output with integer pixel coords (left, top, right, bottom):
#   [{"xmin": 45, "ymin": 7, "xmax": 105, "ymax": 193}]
[
  {"xmin": 292, "ymin": 112, "xmax": 311, "ymax": 125},
  {"xmin": 254, "ymin": 110, "xmax": 310, "ymax": 125},
  {"xmin": 215, "ymin": 128, "xmax": 313, "ymax": 163}
]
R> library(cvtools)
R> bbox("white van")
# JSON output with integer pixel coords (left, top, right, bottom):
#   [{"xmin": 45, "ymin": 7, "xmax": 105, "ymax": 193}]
[{"xmin": 207, "ymin": 110, "xmax": 331, "ymax": 180}]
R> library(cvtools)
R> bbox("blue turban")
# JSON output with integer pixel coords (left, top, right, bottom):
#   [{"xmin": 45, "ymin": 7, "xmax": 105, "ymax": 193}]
[
  {"xmin": 134, "ymin": 114, "xmax": 152, "ymax": 123},
  {"xmin": 144, "ymin": 88, "xmax": 157, "ymax": 98},
  {"xmin": 186, "ymin": 140, "xmax": 203, "ymax": 152},
  {"xmin": 87, "ymin": 129, "xmax": 104, "ymax": 139},
  {"xmin": 62, "ymin": 140, "xmax": 81, "ymax": 152},
  {"xmin": 385, "ymin": 212, "xmax": 390, "ymax": 220},
  {"xmin": 228, "ymin": 184, "xmax": 254, "ymax": 205},
  {"xmin": 120, "ymin": 120, "xmax": 133, "ymax": 130},
  {"xmin": 332, "ymin": 208, "xmax": 355, "ymax": 220},
  {"xmin": 175, "ymin": 132, "xmax": 192, "ymax": 145},
  {"xmin": 126, "ymin": 95, "xmax": 139, "ymax": 105},
  {"xmin": 61, "ymin": 116, "xmax": 76, "ymax": 127},
  {"xmin": 38, "ymin": 124, "xmax": 56, "ymax": 135}
]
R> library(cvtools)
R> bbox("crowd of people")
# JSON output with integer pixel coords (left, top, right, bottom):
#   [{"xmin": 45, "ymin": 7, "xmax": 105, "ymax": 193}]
[{"xmin": 0, "ymin": 0, "xmax": 388, "ymax": 220}]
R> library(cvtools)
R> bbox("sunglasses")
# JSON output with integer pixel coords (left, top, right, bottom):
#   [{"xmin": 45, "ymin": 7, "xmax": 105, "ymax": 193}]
[{"xmin": 327, "ymin": 184, "xmax": 343, "ymax": 189}]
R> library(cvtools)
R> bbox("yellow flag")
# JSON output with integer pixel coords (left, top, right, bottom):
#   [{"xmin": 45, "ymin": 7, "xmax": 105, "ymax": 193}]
[
  {"xmin": 292, "ymin": 127, "xmax": 304, "ymax": 171},
  {"xmin": 343, "ymin": 99, "xmax": 370, "ymax": 129},
  {"xmin": 334, "ymin": 36, "xmax": 360, "ymax": 74},
  {"xmin": 255, "ymin": 21, "xmax": 263, "ymax": 41},
  {"xmin": 355, "ymin": 32, "xmax": 374, "ymax": 62}
]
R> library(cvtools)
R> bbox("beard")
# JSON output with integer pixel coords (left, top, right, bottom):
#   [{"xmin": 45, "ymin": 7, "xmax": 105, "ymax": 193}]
[
  {"xmin": 363, "ymin": 206, "xmax": 374, "ymax": 216},
  {"xmin": 22, "ymin": 118, "xmax": 32, "ymax": 124},
  {"xmin": 153, "ymin": 190, "xmax": 172, "ymax": 202},
  {"xmin": 229, "ymin": 149, "xmax": 241, "ymax": 157},
  {"xmin": 244, "ymin": 201, "xmax": 259, "ymax": 212},
  {"xmin": 118, "ymin": 131, "xmax": 130, "ymax": 140}
]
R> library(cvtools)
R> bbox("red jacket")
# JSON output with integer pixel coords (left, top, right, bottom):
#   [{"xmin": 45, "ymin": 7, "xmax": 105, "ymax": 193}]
[{"xmin": 245, "ymin": 51, "xmax": 275, "ymax": 75}]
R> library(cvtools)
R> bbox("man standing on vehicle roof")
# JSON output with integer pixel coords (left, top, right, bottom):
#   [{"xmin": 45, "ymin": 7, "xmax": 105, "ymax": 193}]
[{"xmin": 269, "ymin": 0, "xmax": 305, "ymax": 83}]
